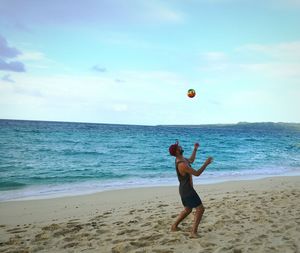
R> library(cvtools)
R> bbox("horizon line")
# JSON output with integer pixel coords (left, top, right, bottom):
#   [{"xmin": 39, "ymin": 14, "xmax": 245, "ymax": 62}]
[{"xmin": 1, "ymin": 118, "xmax": 300, "ymax": 127}]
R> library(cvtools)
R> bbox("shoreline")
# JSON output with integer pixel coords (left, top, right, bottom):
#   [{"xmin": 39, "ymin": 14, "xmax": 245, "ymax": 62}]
[
  {"xmin": 1, "ymin": 171, "xmax": 300, "ymax": 202},
  {"xmin": 1, "ymin": 176, "xmax": 299, "ymax": 252}
]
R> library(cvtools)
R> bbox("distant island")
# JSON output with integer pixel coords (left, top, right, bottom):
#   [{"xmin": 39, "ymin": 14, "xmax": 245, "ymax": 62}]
[
  {"xmin": 0, "ymin": 119, "xmax": 299, "ymax": 129},
  {"xmin": 157, "ymin": 122, "xmax": 300, "ymax": 129}
]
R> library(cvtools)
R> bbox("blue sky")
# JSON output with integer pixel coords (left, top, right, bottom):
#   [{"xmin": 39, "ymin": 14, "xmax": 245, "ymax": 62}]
[{"xmin": 0, "ymin": 0, "xmax": 299, "ymax": 125}]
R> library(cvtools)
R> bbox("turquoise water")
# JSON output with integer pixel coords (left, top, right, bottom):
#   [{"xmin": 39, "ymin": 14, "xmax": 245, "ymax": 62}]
[{"xmin": 0, "ymin": 120, "xmax": 300, "ymax": 201}]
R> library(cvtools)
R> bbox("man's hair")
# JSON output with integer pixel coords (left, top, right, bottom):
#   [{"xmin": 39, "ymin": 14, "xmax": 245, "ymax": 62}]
[{"xmin": 169, "ymin": 141, "xmax": 179, "ymax": 156}]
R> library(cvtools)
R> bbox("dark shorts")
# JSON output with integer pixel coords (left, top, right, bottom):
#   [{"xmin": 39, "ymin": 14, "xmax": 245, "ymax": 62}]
[{"xmin": 181, "ymin": 191, "xmax": 202, "ymax": 208}]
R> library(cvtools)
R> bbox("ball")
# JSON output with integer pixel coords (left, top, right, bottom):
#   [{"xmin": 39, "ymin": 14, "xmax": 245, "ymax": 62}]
[{"xmin": 187, "ymin": 89, "xmax": 196, "ymax": 98}]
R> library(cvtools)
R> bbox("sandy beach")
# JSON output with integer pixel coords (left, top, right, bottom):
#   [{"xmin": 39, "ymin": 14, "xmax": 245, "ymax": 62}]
[{"xmin": 0, "ymin": 176, "xmax": 299, "ymax": 253}]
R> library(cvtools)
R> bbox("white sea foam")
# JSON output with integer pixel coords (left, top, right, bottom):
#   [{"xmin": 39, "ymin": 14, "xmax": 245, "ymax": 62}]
[{"xmin": 1, "ymin": 167, "xmax": 299, "ymax": 202}]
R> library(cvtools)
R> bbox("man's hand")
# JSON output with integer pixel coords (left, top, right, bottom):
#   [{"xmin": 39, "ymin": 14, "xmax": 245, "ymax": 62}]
[
  {"xmin": 205, "ymin": 157, "xmax": 213, "ymax": 165},
  {"xmin": 194, "ymin": 143, "xmax": 200, "ymax": 150}
]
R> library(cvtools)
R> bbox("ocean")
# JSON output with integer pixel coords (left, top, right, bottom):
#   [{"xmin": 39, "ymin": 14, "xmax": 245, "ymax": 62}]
[{"xmin": 0, "ymin": 119, "xmax": 300, "ymax": 201}]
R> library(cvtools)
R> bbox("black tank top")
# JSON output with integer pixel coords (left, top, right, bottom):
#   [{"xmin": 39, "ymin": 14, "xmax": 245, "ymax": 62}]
[{"xmin": 175, "ymin": 159, "xmax": 194, "ymax": 198}]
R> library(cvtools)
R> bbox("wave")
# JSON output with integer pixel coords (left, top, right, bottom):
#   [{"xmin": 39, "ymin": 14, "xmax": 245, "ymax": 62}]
[
  {"xmin": 286, "ymin": 143, "xmax": 300, "ymax": 151},
  {"xmin": 62, "ymin": 150, "xmax": 105, "ymax": 156},
  {"xmin": 0, "ymin": 181, "xmax": 27, "ymax": 191},
  {"xmin": 28, "ymin": 172, "xmax": 130, "ymax": 182}
]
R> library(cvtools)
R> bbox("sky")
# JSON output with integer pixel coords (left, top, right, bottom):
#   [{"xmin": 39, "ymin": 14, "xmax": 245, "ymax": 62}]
[{"xmin": 0, "ymin": 0, "xmax": 299, "ymax": 125}]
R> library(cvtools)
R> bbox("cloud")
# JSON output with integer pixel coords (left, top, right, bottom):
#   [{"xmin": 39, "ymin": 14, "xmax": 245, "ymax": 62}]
[
  {"xmin": 1, "ymin": 74, "xmax": 15, "ymax": 83},
  {"xmin": 269, "ymin": 0, "xmax": 300, "ymax": 9},
  {"xmin": 1, "ymin": 68, "xmax": 298, "ymax": 124},
  {"xmin": 91, "ymin": 65, "xmax": 107, "ymax": 73},
  {"xmin": 98, "ymin": 32, "xmax": 158, "ymax": 50},
  {"xmin": 0, "ymin": 0, "xmax": 184, "ymax": 29},
  {"xmin": 0, "ymin": 35, "xmax": 22, "ymax": 59},
  {"xmin": 115, "ymin": 79, "xmax": 125, "ymax": 83},
  {"xmin": 194, "ymin": 0, "xmax": 300, "ymax": 8},
  {"xmin": 235, "ymin": 41, "xmax": 300, "ymax": 78},
  {"xmin": 238, "ymin": 63, "xmax": 300, "ymax": 78},
  {"xmin": 112, "ymin": 104, "xmax": 128, "ymax": 112},
  {"xmin": 199, "ymin": 41, "xmax": 300, "ymax": 79},
  {"xmin": 12, "ymin": 86, "xmax": 43, "ymax": 97},
  {"xmin": 15, "ymin": 50, "xmax": 72, "ymax": 72},
  {"xmin": 16, "ymin": 51, "xmax": 45, "ymax": 61},
  {"xmin": 201, "ymin": 52, "xmax": 228, "ymax": 62},
  {"xmin": 147, "ymin": 1, "xmax": 184, "ymax": 23},
  {"xmin": 236, "ymin": 41, "xmax": 300, "ymax": 61},
  {"xmin": 0, "ymin": 70, "xmax": 188, "ymax": 125},
  {"xmin": 0, "ymin": 58, "xmax": 26, "ymax": 72},
  {"xmin": 0, "ymin": 34, "xmax": 26, "ymax": 72},
  {"xmin": 1, "ymin": 70, "xmax": 183, "ymax": 108},
  {"xmin": 12, "ymin": 22, "xmax": 32, "ymax": 32}
]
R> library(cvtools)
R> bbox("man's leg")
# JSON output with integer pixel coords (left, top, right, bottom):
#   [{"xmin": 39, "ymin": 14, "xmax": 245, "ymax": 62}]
[
  {"xmin": 191, "ymin": 204, "xmax": 205, "ymax": 238},
  {"xmin": 171, "ymin": 207, "xmax": 192, "ymax": 231}
]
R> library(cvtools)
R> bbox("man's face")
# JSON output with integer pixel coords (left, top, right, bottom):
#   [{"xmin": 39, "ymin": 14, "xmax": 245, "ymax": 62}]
[{"xmin": 178, "ymin": 145, "xmax": 184, "ymax": 155}]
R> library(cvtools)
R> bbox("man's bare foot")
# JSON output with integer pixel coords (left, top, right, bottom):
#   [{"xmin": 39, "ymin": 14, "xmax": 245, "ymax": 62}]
[
  {"xmin": 190, "ymin": 232, "xmax": 199, "ymax": 238},
  {"xmin": 171, "ymin": 225, "xmax": 181, "ymax": 232}
]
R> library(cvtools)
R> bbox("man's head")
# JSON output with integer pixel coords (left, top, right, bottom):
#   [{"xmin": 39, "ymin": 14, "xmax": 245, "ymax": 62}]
[{"xmin": 169, "ymin": 141, "xmax": 184, "ymax": 157}]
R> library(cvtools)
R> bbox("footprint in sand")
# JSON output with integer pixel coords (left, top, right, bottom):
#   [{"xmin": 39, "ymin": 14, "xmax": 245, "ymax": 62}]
[
  {"xmin": 23, "ymin": 224, "xmax": 32, "ymax": 229},
  {"xmin": 6, "ymin": 228, "xmax": 26, "ymax": 234},
  {"xmin": 140, "ymin": 222, "xmax": 151, "ymax": 227},
  {"xmin": 111, "ymin": 242, "xmax": 132, "ymax": 253},
  {"xmin": 69, "ymin": 218, "xmax": 80, "ymax": 222},
  {"xmin": 64, "ymin": 237, "xmax": 75, "ymax": 242},
  {"xmin": 99, "ymin": 222, "xmax": 108, "ymax": 227},
  {"xmin": 113, "ymin": 221, "xmax": 124, "ymax": 226},
  {"xmin": 138, "ymin": 234, "xmax": 161, "ymax": 241},
  {"xmin": 63, "ymin": 242, "xmax": 79, "ymax": 248},
  {"xmin": 127, "ymin": 220, "xmax": 139, "ymax": 225},
  {"xmin": 116, "ymin": 230, "xmax": 126, "ymax": 236},
  {"xmin": 160, "ymin": 238, "xmax": 180, "ymax": 245},
  {"xmin": 96, "ymin": 229, "xmax": 109, "ymax": 234},
  {"xmin": 41, "ymin": 223, "xmax": 60, "ymax": 231},
  {"xmin": 157, "ymin": 204, "xmax": 169, "ymax": 208},
  {"xmin": 103, "ymin": 211, "xmax": 112, "ymax": 215},
  {"xmin": 34, "ymin": 232, "xmax": 49, "ymax": 241},
  {"xmin": 152, "ymin": 250, "xmax": 173, "ymax": 253},
  {"xmin": 125, "ymin": 229, "xmax": 139, "ymax": 235},
  {"xmin": 130, "ymin": 240, "xmax": 150, "ymax": 247}
]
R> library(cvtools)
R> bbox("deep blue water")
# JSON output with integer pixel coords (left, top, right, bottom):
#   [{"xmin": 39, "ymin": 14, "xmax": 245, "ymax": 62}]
[{"xmin": 0, "ymin": 119, "xmax": 300, "ymax": 201}]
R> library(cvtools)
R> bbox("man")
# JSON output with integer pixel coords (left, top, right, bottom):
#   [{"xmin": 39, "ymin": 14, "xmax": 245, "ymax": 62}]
[{"xmin": 169, "ymin": 140, "xmax": 213, "ymax": 238}]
